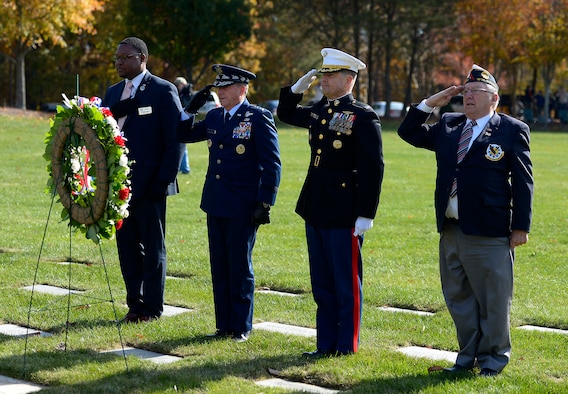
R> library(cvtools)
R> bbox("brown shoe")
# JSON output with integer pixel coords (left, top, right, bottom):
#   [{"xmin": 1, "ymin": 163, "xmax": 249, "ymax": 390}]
[
  {"xmin": 138, "ymin": 314, "xmax": 157, "ymax": 323},
  {"xmin": 118, "ymin": 312, "xmax": 139, "ymax": 324}
]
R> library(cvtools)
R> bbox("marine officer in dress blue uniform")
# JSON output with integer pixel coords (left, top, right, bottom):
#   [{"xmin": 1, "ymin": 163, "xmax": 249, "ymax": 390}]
[
  {"xmin": 277, "ymin": 49, "xmax": 384, "ymax": 357},
  {"xmin": 178, "ymin": 64, "xmax": 281, "ymax": 342}
]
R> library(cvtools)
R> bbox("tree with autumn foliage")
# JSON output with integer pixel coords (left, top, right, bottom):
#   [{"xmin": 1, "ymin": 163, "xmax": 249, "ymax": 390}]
[
  {"xmin": 126, "ymin": 0, "xmax": 253, "ymax": 88},
  {"xmin": 0, "ymin": 0, "xmax": 105, "ymax": 109},
  {"xmin": 525, "ymin": 0, "xmax": 568, "ymax": 123},
  {"xmin": 452, "ymin": 0, "xmax": 568, "ymax": 118},
  {"xmin": 451, "ymin": 0, "xmax": 538, "ymax": 113}
]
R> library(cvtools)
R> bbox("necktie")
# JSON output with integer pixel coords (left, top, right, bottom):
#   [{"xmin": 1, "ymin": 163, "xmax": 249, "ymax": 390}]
[
  {"xmin": 224, "ymin": 112, "xmax": 231, "ymax": 125},
  {"xmin": 117, "ymin": 81, "xmax": 133, "ymax": 130},
  {"xmin": 449, "ymin": 120, "xmax": 476, "ymax": 197}
]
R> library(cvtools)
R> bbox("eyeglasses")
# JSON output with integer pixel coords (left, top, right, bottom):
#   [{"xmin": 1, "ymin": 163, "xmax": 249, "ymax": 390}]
[
  {"xmin": 463, "ymin": 88, "xmax": 494, "ymax": 96},
  {"xmin": 113, "ymin": 53, "xmax": 142, "ymax": 62}
]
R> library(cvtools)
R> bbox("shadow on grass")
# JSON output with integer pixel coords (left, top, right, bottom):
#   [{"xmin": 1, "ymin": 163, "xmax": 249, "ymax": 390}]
[{"xmin": 0, "ymin": 345, "xmax": 478, "ymax": 393}]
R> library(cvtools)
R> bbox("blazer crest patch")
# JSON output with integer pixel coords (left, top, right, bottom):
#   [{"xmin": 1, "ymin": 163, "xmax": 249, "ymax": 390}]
[{"xmin": 485, "ymin": 143, "xmax": 504, "ymax": 161}]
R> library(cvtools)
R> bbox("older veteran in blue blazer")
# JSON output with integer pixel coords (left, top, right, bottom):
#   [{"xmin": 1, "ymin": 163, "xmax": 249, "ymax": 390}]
[
  {"xmin": 398, "ymin": 64, "xmax": 533, "ymax": 377},
  {"xmin": 178, "ymin": 64, "xmax": 281, "ymax": 343}
]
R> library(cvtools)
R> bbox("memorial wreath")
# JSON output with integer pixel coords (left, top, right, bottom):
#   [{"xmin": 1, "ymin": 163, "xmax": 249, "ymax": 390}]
[{"xmin": 44, "ymin": 95, "xmax": 132, "ymax": 243}]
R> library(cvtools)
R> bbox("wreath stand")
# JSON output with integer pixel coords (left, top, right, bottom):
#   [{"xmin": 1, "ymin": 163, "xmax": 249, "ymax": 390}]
[{"xmin": 23, "ymin": 116, "xmax": 129, "ymax": 377}]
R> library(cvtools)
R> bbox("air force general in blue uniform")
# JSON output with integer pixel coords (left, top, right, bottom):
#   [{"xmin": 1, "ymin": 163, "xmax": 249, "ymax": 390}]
[
  {"xmin": 278, "ymin": 49, "xmax": 384, "ymax": 356},
  {"xmin": 178, "ymin": 65, "xmax": 281, "ymax": 342}
]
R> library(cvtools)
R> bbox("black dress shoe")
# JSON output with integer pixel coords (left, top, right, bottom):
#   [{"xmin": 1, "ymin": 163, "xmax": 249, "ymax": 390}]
[
  {"xmin": 232, "ymin": 331, "xmax": 250, "ymax": 343},
  {"xmin": 442, "ymin": 364, "xmax": 470, "ymax": 373},
  {"xmin": 479, "ymin": 368, "xmax": 499, "ymax": 377},
  {"xmin": 206, "ymin": 329, "xmax": 231, "ymax": 339},
  {"xmin": 331, "ymin": 350, "xmax": 353, "ymax": 357},
  {"xmin": 302, "ymin": 349, "xmax": 330, "ymax": 358}
]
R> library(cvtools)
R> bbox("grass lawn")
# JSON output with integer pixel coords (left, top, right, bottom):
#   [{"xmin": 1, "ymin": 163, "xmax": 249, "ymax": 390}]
[{"xmin": 0, "ymin": 111, "xmax": 567, "ymax": 393}]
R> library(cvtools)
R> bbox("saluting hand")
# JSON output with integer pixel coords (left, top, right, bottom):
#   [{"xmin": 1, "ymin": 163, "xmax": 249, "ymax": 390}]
[
  {"xmin": 425, "ymin": 85, "xmax": 464, "ymax": 108},
  {"xmin": 291, "ymin": 69, "xmax": 318, "ymax": 94},
  {"xmin": 185, "ymin": 84, "xmax": 213, "ymax": 114}
]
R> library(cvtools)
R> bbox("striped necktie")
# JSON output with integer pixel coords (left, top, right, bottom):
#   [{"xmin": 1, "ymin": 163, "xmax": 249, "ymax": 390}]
[{"xmin": 449, "ymin": 120, "xmax": 476, "ymax": 197}]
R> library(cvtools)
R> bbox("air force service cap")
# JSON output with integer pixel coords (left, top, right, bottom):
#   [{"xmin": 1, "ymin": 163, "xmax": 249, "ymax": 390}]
[
  {"xmin": 465, "ymin": 64, "xmax": 498, "ymax": 90},
  {"xmin": 319, "ymin": 48, "xmax": 366, "ymax": 73},
  {"xmin": 212, "ymin": 64, "xmax": 256, "ymax": 87}
]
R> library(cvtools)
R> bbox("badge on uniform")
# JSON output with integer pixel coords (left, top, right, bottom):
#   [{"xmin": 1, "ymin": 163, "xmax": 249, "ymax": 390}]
[
  {"xmin": 329, "ymin": 112, "xmax": 355, "ymax": 133},
  {"xmin": 233, "ymin": 122, "xmax": 252, "ymax": 139},
  {"xmin": 138, "ymin": 106, "xmax": 152, "ymax": 116},
  {"xmin": 485, "ymin": 144, "xmax": 504, "ymax": 161}
]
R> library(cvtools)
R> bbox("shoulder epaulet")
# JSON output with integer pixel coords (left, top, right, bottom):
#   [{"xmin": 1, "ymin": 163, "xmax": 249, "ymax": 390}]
[
  {"xmin": 249, "ymin": 104, "xmax": 270, "ymax": 115},
  {"xmin": 352, "ymin": 100, "xmax": 373, "ymax": 111}
]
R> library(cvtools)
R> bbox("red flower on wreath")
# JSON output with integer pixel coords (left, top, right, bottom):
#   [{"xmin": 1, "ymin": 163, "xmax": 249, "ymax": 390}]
[
  {"xmin": 100, "ymin": 107, "xmax": 113, "ymax": 117},
  {"xmin": 118, "ymin": 187, "xmax": 130, "ymax": 201},
  {"xmin": 115, "ymin": 219, "xmax": 123, "ymax": 230},
  {"xmin": 114, "ymin": 135, "xmax": 126, "ymax": 147}
]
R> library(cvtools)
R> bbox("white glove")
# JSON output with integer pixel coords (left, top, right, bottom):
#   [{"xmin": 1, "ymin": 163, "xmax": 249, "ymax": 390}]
[
  {"xmin": 354, "ymin": 217, "xmax": 373, "ymax": 237},
  {"xmin": 291, "ymin": 69, "xmax": 318, "ymax": 94}
]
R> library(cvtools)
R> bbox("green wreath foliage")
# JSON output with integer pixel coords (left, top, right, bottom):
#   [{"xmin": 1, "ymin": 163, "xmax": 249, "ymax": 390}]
[{"xmin": 44, "ymin": 96, "xmax": 132, "ymax": 243}]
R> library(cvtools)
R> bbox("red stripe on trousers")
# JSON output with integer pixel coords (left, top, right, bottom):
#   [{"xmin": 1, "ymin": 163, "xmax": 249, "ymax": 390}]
[{"xmin": 351, "ymin": 231, "xmax": 360, "ymax": 352}]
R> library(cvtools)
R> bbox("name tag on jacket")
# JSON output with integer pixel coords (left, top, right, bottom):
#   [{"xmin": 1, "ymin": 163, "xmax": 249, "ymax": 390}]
[{"xmin": 138, "ymin": 106, "xmax": 153, "ymax": 116}]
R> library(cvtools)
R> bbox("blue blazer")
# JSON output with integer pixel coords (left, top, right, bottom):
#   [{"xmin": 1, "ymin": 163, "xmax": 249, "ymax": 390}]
[
  {"xmin": 398, "ymin": 106, "xmax": 533, "ymax": 237},
  {"xmin": 178, "ymin": 100, "xmax": 281, "ymax": 218},
  {"xmin": 103, "ymin": 71, "xmax": 182, "ymax": 200}
]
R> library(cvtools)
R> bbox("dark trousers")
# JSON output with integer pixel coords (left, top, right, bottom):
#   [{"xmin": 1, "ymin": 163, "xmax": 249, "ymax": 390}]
[
  {"xmin": 305, "ymin": 223, "xmax": 363, "ymax": 353},
  {"xmin": 207, "ymin": 215, "xmax": 257, "ymax": 333},
  {"xmin": 116, "ymin": 197, "xmax": 167, "ymax": 318}
]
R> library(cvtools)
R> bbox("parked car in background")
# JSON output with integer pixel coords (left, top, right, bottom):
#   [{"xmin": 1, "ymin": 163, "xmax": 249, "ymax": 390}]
[
  {"xmin": 198, "ymin": 91, "xmax": 221, "ymax": 115},
  {"xmin": 41, "ymin": 102, "xmax": 61, "ymax": 112},
  {"xmin": 259, "ymin": 100, "xmax": 279, "ymax": 116},
  {"xmin": 372, "ymin": 101, "xmax": 406, "ymax": 117}
]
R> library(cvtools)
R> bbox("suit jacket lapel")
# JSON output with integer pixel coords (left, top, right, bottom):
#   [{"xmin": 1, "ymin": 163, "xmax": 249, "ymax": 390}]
[
  {"xmin": 123, "ymin": 72, "xmax": 152, "ymax": 128},
  {"xmin": 469, "ymin": 113, "xmax": 500, "ymax": 156}
]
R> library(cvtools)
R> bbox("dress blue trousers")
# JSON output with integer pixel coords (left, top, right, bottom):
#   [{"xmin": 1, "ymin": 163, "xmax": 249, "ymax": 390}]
[
  {"xmin": 207, "ymin": 215, "xmax": 257, "ymax": 333},
  {"xmin": 306, "ymin": 223, "xmax": 363, "ymax": 353}
]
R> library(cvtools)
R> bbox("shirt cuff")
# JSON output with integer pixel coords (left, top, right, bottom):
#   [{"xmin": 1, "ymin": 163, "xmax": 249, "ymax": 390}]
[{"xmin": 417, "ymin": 99, "xmax": 435, "ymax": 113}]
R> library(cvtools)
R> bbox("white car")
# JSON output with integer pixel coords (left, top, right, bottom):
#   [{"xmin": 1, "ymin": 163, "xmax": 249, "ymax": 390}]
[
  {"xmin": 198, "ymin": 91, "xmax": 221, "ymax": 115},
  {"xmin": 372, "ymin": 101, "xmax": 406, "ymax": 117}
]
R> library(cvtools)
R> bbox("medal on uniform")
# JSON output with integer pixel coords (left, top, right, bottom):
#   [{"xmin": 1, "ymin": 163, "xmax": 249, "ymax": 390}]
[
  {"xmin": 236, "ymin": 144, "xmax": 246, "ymax": 154},
  {"xmin": 333, "ymin": 140, "xmax": 342, "ymax": 149},
  {"xmin": 329, "ymin": 112, "xmax": 356, "ymax": 133},
  {"xmin": 233, "ymin": 122, "xmax": 252, "ymax": 139}
]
